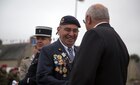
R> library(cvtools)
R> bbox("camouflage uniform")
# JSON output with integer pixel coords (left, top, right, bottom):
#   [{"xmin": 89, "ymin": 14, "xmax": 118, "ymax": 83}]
[
  {"xmin": 0, "ymin": 67, "xmax": 8, "ymax": 85},
  {"xmin": 8, "ymin": 68, "xmax": 20, "ymax": 85}
]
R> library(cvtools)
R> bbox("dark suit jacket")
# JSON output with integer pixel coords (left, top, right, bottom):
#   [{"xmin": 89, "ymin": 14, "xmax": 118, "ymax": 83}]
[
  {"xmin": 69, "ymin": 23, "xmax": 129, "ymax": 85},
  {"xmin": 36, "ymin": 40, "xmax": 78, "ymax": 85}
]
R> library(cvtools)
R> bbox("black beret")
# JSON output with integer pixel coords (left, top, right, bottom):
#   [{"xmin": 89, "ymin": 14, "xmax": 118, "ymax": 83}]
[{"xmin": 59, "ymin": 15, "xmax": 81, "ymax": 28}]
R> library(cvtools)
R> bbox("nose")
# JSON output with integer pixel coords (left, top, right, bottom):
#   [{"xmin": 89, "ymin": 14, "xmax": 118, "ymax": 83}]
[
  {"xmin": 69, "ymin": 31, "xmax": 75, "ymax": 36},
  {"xmin": 37, "ymin": 38, "xmax": 43, "ymax": 42}
]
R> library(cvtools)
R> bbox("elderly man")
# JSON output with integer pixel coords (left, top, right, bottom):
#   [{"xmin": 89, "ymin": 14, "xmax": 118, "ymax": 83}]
[
  {"xmin": 36, "ymin": 15, "xmax": 81, "ymax": 85},
  {"xmin": 68, "ymin": 3, "xmax": 129, "ymax": 85}
]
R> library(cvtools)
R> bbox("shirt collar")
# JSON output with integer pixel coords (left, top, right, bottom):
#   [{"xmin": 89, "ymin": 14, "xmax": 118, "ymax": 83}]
[
  {"xmin": 59, "ymin": 38, "xmax": 74, "ymax": 50},
  {"xmin": 94, "ymin": 21, "xmax": 108, "ymax": 28}
]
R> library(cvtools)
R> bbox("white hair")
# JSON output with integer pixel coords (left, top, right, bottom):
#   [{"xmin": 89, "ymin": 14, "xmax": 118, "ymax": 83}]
[{"xmin": 86, "ymin": 4, "xmax": 110, "ymax": 21}]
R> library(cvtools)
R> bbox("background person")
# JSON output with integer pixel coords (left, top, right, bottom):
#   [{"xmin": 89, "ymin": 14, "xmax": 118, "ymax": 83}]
[
  {"xmin": 8, "ymin": 67, "xmax": 20, "ymax": 85},
  {"xmin": 0, "ymin": 64, "xmax": 8, "ymax": 85},
  {"xmin": 18, "ymin": 26, "xmax": 52, "ymax": 85},
  {"xmin": 19, "ymin": 45, "xmax": 38, "ymax": 80}
]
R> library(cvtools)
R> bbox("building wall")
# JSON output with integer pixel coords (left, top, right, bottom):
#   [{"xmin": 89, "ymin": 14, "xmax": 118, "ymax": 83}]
[{"xmin": 0, "ymin": 60, "xmax": 18, "ymax": 67}]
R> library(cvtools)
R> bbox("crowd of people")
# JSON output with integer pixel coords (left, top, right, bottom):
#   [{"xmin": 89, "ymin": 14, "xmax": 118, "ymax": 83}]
[
  {"xmin": 0, "ymin": 3, "xmax": 129, "ymax": 85},
  {"xmin": 0, "ymin": 64, "xmax": 19, "ymax": 85}
]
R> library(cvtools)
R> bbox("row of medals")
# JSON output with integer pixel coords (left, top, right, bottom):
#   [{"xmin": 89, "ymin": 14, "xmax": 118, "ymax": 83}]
[{"xmin": 53, "ymin": 53, "xmax": 68, "ymax": 77}]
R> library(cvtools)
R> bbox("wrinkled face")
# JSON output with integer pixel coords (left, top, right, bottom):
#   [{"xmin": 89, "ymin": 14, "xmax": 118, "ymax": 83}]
[
  {"xmin": 57, "ymin": 24, "xmax": 79, "ymax": 47},
  {"xmin": 36, "ymin": 36, "xmax": 51, "ymax": 50}
]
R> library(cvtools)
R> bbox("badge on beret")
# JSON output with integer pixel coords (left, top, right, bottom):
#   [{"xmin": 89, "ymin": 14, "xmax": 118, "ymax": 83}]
[
  {"xmin": 38, "ymin": 29, "xmax": 41, "ymax": 33},
  {"xmin": 60, "ymin": 18, "xmax": 64, "ymax": 24}
]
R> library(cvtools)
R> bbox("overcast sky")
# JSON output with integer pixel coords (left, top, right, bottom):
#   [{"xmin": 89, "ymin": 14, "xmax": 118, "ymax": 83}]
[{"xmin": 0, "ymin": 0, "xmax": 140, "ymax": 55}]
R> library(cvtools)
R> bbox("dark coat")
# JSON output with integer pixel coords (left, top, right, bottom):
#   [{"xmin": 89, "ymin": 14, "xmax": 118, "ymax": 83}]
[
  {"xmin": 69, "ymin": 23, "xmax": 129, "ymax": 85},
  {"xmin": 36, "ymin": 40, "xmax": 78, "ymax": 85},
  {"xmin": 19, "ymin": 53, "xmax": 40, "ymax": 85}
]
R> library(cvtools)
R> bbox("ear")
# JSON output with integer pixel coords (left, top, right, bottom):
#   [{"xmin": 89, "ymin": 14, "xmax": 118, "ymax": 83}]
[
  {"xmin": 86, "ymin": 15, "xmax": 92, "ymax": 25},
  {"xmin": 56, "ymin": 27, "xmax": 60, "ymax": 35}
]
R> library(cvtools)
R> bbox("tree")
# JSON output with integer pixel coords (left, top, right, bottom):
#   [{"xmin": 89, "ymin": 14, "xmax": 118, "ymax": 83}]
[{"xmin": 130, "ymin": 54, "xmax": 140, "ymax": 63}]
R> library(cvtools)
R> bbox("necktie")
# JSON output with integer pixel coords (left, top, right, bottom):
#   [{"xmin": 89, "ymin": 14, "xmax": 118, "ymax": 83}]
[{"xmin": 68, "ymin": 47, "xmax": 74, "ymax": 62}]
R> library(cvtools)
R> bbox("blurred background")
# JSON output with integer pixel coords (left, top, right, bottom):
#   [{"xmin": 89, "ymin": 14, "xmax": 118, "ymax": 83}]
[{"xmin": 0, "ymin": 0, "xmax": 140, "ymax": 55}]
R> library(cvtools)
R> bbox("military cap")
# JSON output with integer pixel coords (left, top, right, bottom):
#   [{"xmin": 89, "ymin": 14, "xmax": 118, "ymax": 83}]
[
  {"xmin": 33, "ymin": 26, "xmax": 52, "ymax": 37},
  {"xmin": 1, "ymin": 64, "xmax": 7, "ymax": 68},
  {"xmin": 13, "ymin": 67, "xmax": 18, "ymax": 70},
  {"xmin": 59, "ymin": 15, "xmax": 81, "ymax": 28}
]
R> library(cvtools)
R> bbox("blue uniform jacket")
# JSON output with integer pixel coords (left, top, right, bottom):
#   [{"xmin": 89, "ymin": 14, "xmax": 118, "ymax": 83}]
[{"xmin": 36, "ymin": 40, "xmax": 78, "ymax": 85}]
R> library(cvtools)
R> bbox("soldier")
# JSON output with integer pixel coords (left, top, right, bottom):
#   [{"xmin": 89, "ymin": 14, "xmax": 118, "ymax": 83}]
[
  {"xmin": 18, "ymin": 26, "xmax": 52, "ymax": 85},
  {"xmin": 8, "ymin": 67, "xmax": 20, "ymax": 85},
  {"xmin": 19, "ymin": 45, "xmax": 38, "ymax": 80},
  {"xmin": 36, "ymin": 15, "xmax": 81, "ymax": 85},
  {"xmin": 0, "ymin": 64, "xmax": 8, "ymax": 85}
]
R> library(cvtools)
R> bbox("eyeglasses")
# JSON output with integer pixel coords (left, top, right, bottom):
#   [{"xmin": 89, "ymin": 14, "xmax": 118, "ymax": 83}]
[
  {"xmin": 63, "ymin": 27, "xmax": 79, "ymax": 33},
  {"xmin": 83, "ymin": 20, "xmax": 86, "ymax": 24}
]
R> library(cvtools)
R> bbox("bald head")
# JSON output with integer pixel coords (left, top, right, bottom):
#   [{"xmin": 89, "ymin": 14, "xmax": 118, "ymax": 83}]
[{"xmin": 86, "ymin": 3, "xmax": 110, "ymax": 21}]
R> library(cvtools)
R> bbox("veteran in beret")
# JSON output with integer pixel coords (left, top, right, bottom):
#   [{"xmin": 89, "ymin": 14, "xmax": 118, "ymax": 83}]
[
  {"xmin": 18, "ymin": 26, "xmax": 52, "ymax": 85},
  {"xmin": 36, "ymin": 15, "xmax": 81, "ymax": 85}
]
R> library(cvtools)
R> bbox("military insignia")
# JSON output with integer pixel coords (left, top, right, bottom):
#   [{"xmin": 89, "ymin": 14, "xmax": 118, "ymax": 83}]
[
  {"xmin": 59, "ymin": 70, "xmax": 63, "ymax": 74},
  {"xmin": 53, "ymin": 54, "xmax": 57, "ymax": 59},
  {"xmin": 63, "ymin": 74, "xmax": 67, "ymax": 77},
  {"xmin": 57, "ymin": 55, "xmax": 62, "ymax": 60},
  {"xmin": 63, "ymin": 67, "xmax": 67, "ymax": 73},
  {"xmin": 60, "ymin": 18, "xmax": 64, "ymax": 24},
  {"xmin": 58, "ymin": 59, "xmax": 64, "ymax": 65},
  {"xmin": 53, "ymin": 52, "xmax": 69, "ymax": 76},
  {"xmin": 39, "ymin": 29, "xmax": 41, "ymax": 33},
  {"xmin": 59, "ymin": 66, "xmax": 63, "ymax": 74},
  {"xmin": 62, "ymin": 52, "xmax": 66, "ymax": 57},
  {"xmin": 58, "ymin": 48, "xmax": 62, "ymax": 51},
  {"xmin": 54, "ymin": 61, "xmax": 58, "ymax": 64},
  {"xmin": 55, "ymin": 67, "xmax": 60, "ymax": 72}
]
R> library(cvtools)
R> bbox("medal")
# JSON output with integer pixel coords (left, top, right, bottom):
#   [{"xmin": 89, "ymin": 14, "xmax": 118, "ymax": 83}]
[
  {"xmin": 54, "ymin": 61, "xmax": 58, "ymax": 64},
  {"xmin": 63, "ymin": 74, "xmax": 67, "ymax": 77},
  {"xmin": 59, "ymin": 70, "xmax": 63, "ymax": 74},
  {"xmin": 55, "ymin": 67, "xmax": 59, "ymax": 72},
  {"xmin": 62, "ymin": 52, "xmax": 66, "ymax": 57},
  {"xmin": 59, "ymin": 66, "xmax": 63, "ymax": 74},
  {"xmin": 57, "ymin": 55, "xmax": 62, "ymax": 59},
  {"xmin": 53, "ymin": 54, "xmax": 57, "ymax": 59},
  {"xmin": 63, "ymin": 67, "xmax": 67, "ymax": 73},
  {"xmin": 58, "ymin": 59, "xmax": 64, "ymax": 65}
]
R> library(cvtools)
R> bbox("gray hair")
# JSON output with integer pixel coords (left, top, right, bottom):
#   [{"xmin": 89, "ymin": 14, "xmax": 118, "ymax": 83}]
[{"xmin": 86, "ymin": 4, "xmax": 110, "ymax": 21}]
